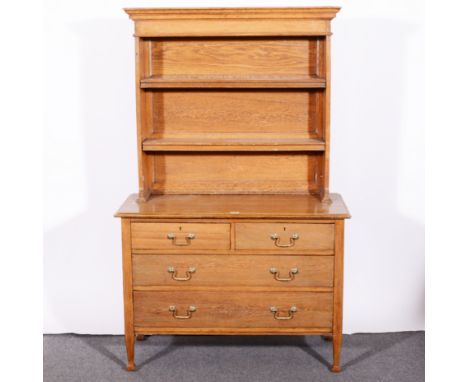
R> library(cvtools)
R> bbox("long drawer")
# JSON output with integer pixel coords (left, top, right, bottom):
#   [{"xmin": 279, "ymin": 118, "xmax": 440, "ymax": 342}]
[
  {"xmin": 131, "ymin": 222, "xmax": 230, "ymax": 250},
  {"xmin": 133, "ymin": 291, "xmax": 333, "ymax": 329},
  {"xmin": 133, "ymin": 254, "xmax": 333, "ymax": 288},
  {"xmin": 235, "ymin": 223, "xmax": 334, "ymax": 252}
]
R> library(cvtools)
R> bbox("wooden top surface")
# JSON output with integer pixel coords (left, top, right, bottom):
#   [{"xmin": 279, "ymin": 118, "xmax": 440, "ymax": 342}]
[
  {"xmin": 115, "ymin": 193, "xmax": 350, "ymax": 219},
  {"xmin": 125, "ymin": 7, "xmax": 340, "ymax": 20}
]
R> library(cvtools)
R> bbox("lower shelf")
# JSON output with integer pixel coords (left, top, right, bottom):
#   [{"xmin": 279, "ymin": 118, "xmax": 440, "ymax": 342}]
[
  {"xmin": 140, "ymin": 76, "xmax": 326, "ymax": 89},
  {"xmin": 142, "ymin": 137, "xmax": 325, "ymax": 152}
]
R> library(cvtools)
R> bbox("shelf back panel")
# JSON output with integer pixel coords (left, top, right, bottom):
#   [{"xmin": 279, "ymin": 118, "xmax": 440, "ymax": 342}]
[
  {"xmin": 150, "ymin": 152, "xmax": 323, "ymax": 195},
  {"xmin": 148, "ymin": 38, "xmax": 324, "ymax": 79},
  {"xmin": 131, "ymin": 21, "xmax": 333, "ymax": 200},
  {"xmin": 148, "ymin": 90, "xmax": 324, "ymax": 140}
]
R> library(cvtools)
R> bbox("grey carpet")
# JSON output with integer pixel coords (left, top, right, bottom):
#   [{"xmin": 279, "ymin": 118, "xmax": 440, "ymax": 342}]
[{"xmin": 44, "ymin": 332, "xmax": 424, "ymax": 382}]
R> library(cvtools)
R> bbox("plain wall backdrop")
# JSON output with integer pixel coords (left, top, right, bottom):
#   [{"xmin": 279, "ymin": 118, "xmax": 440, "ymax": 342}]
[{"xmin": 44, "ymin": 0, "xmax": 424, "ymax": 334}]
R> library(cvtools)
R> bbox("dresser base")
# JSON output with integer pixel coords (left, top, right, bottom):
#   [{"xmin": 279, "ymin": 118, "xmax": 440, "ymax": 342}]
[{"xmin": 117, "ymin": 193, "xmax": 348, "ymax": 373}]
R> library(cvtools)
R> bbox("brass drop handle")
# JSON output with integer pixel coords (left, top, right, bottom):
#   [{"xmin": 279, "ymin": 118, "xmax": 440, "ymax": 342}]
[
  {"xmin": 169, "ymin": 305, "xmax": 196, "ymax": 319},
  {"xmin": 270, "ymin": 306, "xmax": 297, "ymax": 320},
  {"xmin": 270, "ymin": 267, "xmax": 299, "ymax": 282},
  {"xmin": 167, "ymin": 266, "xmax": 196, "ymax": 281},
  {"xmin": 270, "ymin": 233, "xmax": 299, "ymax": 248},
  {"xmin": 167, "ymin": 232, "xmax": 196, "ymax": 246}
]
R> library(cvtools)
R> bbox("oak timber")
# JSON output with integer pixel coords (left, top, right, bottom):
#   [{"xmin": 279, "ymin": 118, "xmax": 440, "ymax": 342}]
[
  {"xmin": 142, "ymin": 138, "xmax": 326, "ymax": 152},
  {"xmin": 118, "ymin": 7, "xmax": 348, "ymax": 374},
  {"xmin": 116, "ymin": 193, "xmax": 350, "ymax": 219},
  {"xmin": 133, "ymin": 290, "xmax": 333, "ymax": 329},
  {"xmin": 132, "ymin": 254, "xmax": 334, "ymax": 288},
  {"xmin": 141, "ymin": 77, "xmax": 326, "ymax": 89}
]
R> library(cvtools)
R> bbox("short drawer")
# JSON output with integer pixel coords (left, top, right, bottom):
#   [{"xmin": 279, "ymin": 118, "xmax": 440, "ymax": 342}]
[
  {"xmin": 133, "ymin": 291, "xmax": 333, "ymax": 329},
  {"xmin": 133, "ymin": 254, "xmax": 333, "ymax": 288},
  {"xmin": 131, "ymin": 222, "xmax": 230, "ymax": 250},
  {"xmin": 235, "ymin": 223, "xmax": 334, "ymax": 252}
]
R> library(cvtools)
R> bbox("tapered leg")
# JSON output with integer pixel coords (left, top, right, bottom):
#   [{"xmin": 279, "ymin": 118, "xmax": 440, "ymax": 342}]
[
  {"xmin": 122, "ymin": 219, "xmax": 136, "ymax": 371},
  {"xmin": 331, "ymin": 333, "xmax": 342, "ymax": 372},
  {"xmin": 125, "ymin": 331, "xmax": 135, "ymax": 371},
  {"xmin": 331, "ymin": 220, "xmax": 345, "ymax": 373}
]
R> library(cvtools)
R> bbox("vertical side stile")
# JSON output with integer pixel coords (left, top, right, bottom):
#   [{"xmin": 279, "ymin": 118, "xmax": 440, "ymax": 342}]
[
  {"xmin": 322, "ymin": 35, "xmax": 332, "ymax": 201},
  {"xmin": 135, "ymin": 38, "xmax": 153, "ymax": 200}
]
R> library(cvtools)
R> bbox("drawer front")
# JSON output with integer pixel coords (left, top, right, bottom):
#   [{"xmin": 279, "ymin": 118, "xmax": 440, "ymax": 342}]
[
  {"xmin": 131, "ymin": 222, "xmax": 230, "ymax": 250},
  {"xmin": 134, "ymin": 291, "xmax": 333, "ymax": 329},
  {"xmin": 235, "ymin": 223, "xmax": 334, "ymax": 252},
  {"xmin": 133, "ymin": 254, "xmax": 333, "ymax": 288}
]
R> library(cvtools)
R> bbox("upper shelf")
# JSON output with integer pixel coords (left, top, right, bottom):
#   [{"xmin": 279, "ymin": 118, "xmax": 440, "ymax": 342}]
[
  {"xmin": 140, "ymin": 76, "xmax": 326, "ymax": 89},
  {"xmin": 142, "ymin": 137, "xmax": 325, "ymax": 152}
]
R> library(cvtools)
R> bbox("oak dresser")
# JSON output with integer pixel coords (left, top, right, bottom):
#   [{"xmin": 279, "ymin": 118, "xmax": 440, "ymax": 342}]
[{"xmin": 116, "ymin": 7, "xmax": 350, "ymax": 373}]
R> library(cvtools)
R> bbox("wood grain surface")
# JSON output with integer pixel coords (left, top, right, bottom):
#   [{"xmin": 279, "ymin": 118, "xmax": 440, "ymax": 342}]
[
  {"xmin": 115, "ymin": 194, "xmax": 351, "ymax": 219},
  {"xmin": 150, "ymin": 38, "xmax": 320, "ymax": 78},
  {"xmin": 332, "ymin": 220, "xmax": 345, "ymax": 372},
  {"xmin": 121, "ymin": 6, "xmax": 345, "ymax": 373},
  {"xmin": 236, "ymin": 222, "xmax": 334, "ymax": 251},
  {"xmin": 131, "ymin": 222, "xmax": 231, "ymax": 250},
  {"xmin": 133, "ymin": 290, "xmax": 333, "ymax": 329},
  {"xmin": 142, "ymin": 137, "xmax": 325, "ymax": 152},
  {"xmin": 121, "ymin": 219, "xmax": 135, "ymax": 371},
  {"xmin": 148, "ymin": 90, "xmax": 323, "ymax": 140},
  {"xmin": 150, "ymin": 153, "xmax": 323, "ymax": 195},
  {"xmin": 132, "ymin": 254, "xmax": 334, "ymax": 287}
]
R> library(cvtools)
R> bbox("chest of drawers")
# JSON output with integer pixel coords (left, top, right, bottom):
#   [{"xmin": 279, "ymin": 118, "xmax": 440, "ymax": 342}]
[{"xmin": 117, "ymin": 7, "xmax": 349, "ymax": 373}]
